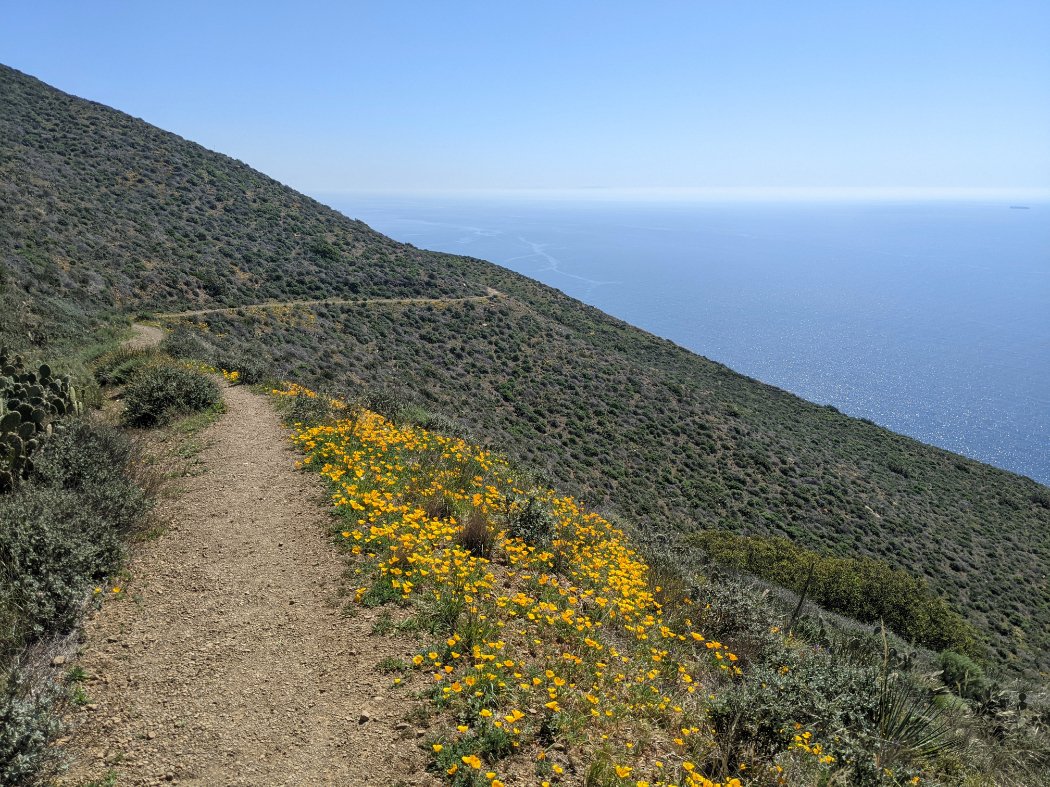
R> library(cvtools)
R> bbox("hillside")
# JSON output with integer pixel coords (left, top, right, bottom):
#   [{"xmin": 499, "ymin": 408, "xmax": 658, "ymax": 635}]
[{"xmin": 1, "ymin": 63, "xmax": 1048, "ymax": 675}]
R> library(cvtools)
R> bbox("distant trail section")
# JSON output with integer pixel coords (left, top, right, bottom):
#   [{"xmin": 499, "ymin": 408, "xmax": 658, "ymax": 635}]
[
  {"xmin": 61, "ymin": 384, "xmax": 433, "ymax": 786},
  {"xmin": 154, "ymin": 288, "xmax": 504, "ymax": 319},
  {"xmin": 125, "ymin": 323, "xmax": 165, "ymax": 349}
]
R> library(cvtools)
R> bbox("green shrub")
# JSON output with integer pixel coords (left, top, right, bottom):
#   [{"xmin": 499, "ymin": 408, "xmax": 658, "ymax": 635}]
[
  {"xmin": 160, "ymin": 326, "xmax": 213, "ymax": 360},
  {"xmin": 30, "ymin": 420, "xmax": 150, "ymax": 537},
  {"xmin": 692, "ymin": 530, "xmax": 983, "ymax": 657},
  {"xmin": 0, "ymin": 669, "xmax": 61, "ymax": 786},
  {"xmin": 361, "ymin": 386, "xmax": 413, "ymax": 423},
  {"xmin": 0, "ymin": 421, "xmax": 149, "ymax": 784},
  {"xmin": 91, "ymin": 346, "xmax": 159, "ymax": 386},
  {"xmin": 0, "ymin": 487, "xmax": 116, "ymax": 637},
  {"xmin": 121, "ymin": 363, "xmax": 220, "ymax": 427},
  {"xmin": 213, "ymin": 352, "xmax": 270, "ymax": 385},
  {"xmin": 708, "ymin": 653, "xmax": 877, "ymax": 777},
  {"xmin": 286, "ymin": 393, "xmax": 332, "ymax": 426},
  {"xmin": 939, "ymin": 650, "xmax": 989, "ymax": 700},
  {"xmin": 502, "ymin": 494, "xmax": 556, "ymax": 546}
]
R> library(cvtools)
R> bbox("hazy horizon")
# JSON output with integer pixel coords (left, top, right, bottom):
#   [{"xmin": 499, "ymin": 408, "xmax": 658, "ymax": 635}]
[{"xmin": 316, "ymin": 186, "xmax": 1050, "ymax": 203}]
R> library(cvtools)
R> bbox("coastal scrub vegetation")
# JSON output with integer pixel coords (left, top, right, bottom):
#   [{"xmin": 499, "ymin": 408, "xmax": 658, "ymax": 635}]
[
  {"xmin": 0, "ymin": 348, "xmax": 153, "ymax": 782},
  {"xmin": 120, "ymin": 362, "xmax": 220, "ymax": 427},
  {"xmin": 180, "ymin": 297, "xmax": 1049, "ymax": 676},
  {"xmin": 275, "ymin": 382, "xmax": 1049, "ymax": 787},
  {"xmin": 689, "ymin": 531, "xmax": 982, "ymax": 657},
  {"xmin": 2, "ymin": 62, "xmax": 1047, "ymax": 675},
  {"xmin": 1, "ymin": 60, "xmax": 1048, "ymax": 783}
]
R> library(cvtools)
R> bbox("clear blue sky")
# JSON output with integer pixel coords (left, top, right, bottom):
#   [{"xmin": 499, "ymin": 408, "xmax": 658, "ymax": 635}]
[{"xmin": 3, "ymin": 1, "xmax": 1048, "ymax": 195}]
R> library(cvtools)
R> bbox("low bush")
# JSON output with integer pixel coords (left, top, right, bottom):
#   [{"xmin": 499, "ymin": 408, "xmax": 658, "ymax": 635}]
[
  {"xmin": 121, "ymin": 363, "xmax": 220, "ymax": 427},
  {"xmin": 0, "ymin": 669, "xmax": 61, "ymax": 786},
  {"xmin": 692, "ymin": 530, "xmax": 983, "ymax": 657},
  {"xmin": 31, "ymin": 420, "xmax": 151, "ymax": 529},
  {"xmin": 213, "ymin": 352, "xmax": 270, "ymax": 385},
  {"xmin": 0, "ymin": 421, "xmax": 149, "ymax": 649},
  {"xmin": 286, "ymin": 393, "xmax": 332, "ymax": 425},
  {"xmin": 501, "ymin": 494, "xmax": 556, "ymax": 546},
  {"xmin": 940, "ymin": 650, "xmax": 989, "ymax": 700},
  {"xmin": 91, "ymin": 346, "xmax": 159, "ymax": 386},
  {"xmin": 160, "ymin": 326, "xmax": 213, "ymax": 360},
  {"xmin": 360, "ymin": 386, "xmax": 413, "ymax": 423},
  {"xmin": 0, "ymin": 419, "xmax": 150, "ymax": 783},
  {"xmin": 0, "ymin": 487, "xmax": 113, "ymax": 638}
]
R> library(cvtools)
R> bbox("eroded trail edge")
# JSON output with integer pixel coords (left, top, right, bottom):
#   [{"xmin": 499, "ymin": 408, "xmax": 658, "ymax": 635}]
[{"xmin": 61, "ymin": 385, "xmax": 429, "ymax": 786}]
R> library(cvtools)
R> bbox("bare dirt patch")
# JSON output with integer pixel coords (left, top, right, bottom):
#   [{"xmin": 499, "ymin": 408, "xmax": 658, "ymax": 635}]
[
  {"xmin": 124, "ymin": 324, "xmax": 165, "ymax": 350},
  {"xmin": 58, "ymin": 385, "xmax": 434, "ymax": 786}
]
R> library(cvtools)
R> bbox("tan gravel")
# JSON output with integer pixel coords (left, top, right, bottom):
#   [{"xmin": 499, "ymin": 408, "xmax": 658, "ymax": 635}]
[{"xmin": 59, "ymin": 384, "xmax": 434, "ymax": 786}]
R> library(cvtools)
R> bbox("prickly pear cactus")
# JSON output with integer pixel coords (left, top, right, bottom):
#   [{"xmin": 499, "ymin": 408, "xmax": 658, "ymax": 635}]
[{"xmin": 0, "ymin": 345, "xmax": 82, "ymax": 493}]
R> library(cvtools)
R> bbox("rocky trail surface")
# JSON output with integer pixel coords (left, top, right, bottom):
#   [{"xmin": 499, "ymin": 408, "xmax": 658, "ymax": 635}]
[{"xmin": 60, "ymin": 380, "xmax": 432, "ymax": 786}]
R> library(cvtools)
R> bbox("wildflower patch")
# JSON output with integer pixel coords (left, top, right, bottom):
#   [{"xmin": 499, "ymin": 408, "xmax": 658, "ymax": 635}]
[{"xmin": 276, "ymin": 383, "xmax": 835, "ymax": 786}]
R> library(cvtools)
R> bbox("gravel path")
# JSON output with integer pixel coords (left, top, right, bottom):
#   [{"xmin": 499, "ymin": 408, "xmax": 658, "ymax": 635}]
[
  {"xmin": 60, "ymin": 385, "xmax": 432, "ymax": 786},
  {"xmin": 125, "ymin": 324, "xmax": 165, "ymax": 350}
]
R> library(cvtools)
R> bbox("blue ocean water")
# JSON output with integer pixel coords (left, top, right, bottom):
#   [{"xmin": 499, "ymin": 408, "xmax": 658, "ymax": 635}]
[{"xmin": 320, "ymin": 194, "xmax": 1050, "ymax": 485}]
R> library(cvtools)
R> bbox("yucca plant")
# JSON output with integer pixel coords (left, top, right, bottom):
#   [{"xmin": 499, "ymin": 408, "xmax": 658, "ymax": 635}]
[{"xmin": 870, "ymin": 627, "xmax": 961, "ymax": 778}]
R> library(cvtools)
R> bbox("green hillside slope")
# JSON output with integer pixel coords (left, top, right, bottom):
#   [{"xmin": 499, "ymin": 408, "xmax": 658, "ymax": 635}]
[{"xmin": 2, "ymin": 63, "xmax": 1047, "ymax": 675}]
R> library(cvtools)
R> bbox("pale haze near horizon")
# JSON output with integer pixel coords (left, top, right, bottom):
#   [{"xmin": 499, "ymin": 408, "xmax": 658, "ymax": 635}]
[{"xmin": 1, "ymin": 0, "xmax": 1048, "ymax": 197}]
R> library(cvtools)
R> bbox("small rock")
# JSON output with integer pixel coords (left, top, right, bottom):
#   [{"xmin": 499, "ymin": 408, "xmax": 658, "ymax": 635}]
[
  {"xmin": 358, "ymin": 710, "xmax": 371, "ymax": 724},
  {"xmin": 51, "ymin": 655, "xmax": 67, "ymax": 666}
]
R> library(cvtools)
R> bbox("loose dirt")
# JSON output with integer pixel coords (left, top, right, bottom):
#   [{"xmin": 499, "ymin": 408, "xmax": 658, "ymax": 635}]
[
  {"xmin": 124, "ymin": 324, "xmax": 165, "ymax": 350},
  {"xmin": 60, "ymin": 384, "xmax": 434, "ymax": 786}
]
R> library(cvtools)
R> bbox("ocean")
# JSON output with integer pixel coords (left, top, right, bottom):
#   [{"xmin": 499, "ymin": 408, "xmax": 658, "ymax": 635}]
[{"xmin": 318, "ymin": 194, "xmax": 1050, "ymax": 485}]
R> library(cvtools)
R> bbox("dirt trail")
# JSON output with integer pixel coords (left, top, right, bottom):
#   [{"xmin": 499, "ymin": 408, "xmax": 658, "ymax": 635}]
[
  {"xmin": 155, "ymin": 288, "xmax": 504, "ymax": 320},
  {"xmin": 61, "ymin": 384, "xmax": 433, "ymax": 786},
  {"xmin": 125, "ymin": 323, "xmax": 165, "ymax": 349}
]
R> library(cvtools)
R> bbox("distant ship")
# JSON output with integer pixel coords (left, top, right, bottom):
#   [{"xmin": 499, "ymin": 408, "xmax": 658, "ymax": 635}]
[{"xmin": 1009, "ymin": 205, "xmax": 1031, "ymax": 209}]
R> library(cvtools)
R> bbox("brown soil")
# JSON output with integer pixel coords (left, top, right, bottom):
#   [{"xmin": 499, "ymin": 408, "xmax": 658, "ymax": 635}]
[
  {"xmin": 59, "ymin": 384, "xmax": 435, "ymax": 786},
  {"xmin": 125, "ymin": 324, "xmax": 165, "ymax": 350}
]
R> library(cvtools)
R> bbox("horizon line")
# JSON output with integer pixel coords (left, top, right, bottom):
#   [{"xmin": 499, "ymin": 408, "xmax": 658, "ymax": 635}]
[{"xmin": 310, "ymin": 186, "xmax": 1050, "ymax": 203}]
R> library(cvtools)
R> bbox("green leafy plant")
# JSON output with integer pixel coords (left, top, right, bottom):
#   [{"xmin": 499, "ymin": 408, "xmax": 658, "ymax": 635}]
[
  {"xmin": 940, "ymin": 650, "xmax": 989, "ymax": 700},
  {"xmin": 0, "ymin": 669, "xmax": 61, "ymax": 785},
  {"xmin": 91, "ymin": 346, "xmax": 159, "ymax": 386},
  {"xmin": 121, "ymin": 363, "xmax": 220, "ymax": 427}
]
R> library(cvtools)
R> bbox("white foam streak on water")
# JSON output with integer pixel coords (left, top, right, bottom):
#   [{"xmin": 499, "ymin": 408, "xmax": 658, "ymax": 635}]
[
  {"xmin": 510, "ymin": 238, "xmax": 620, "ymax": 297},
  {"xmin": 321, "ymin": 194, "xmax": 1050, "ymax": 485}
]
